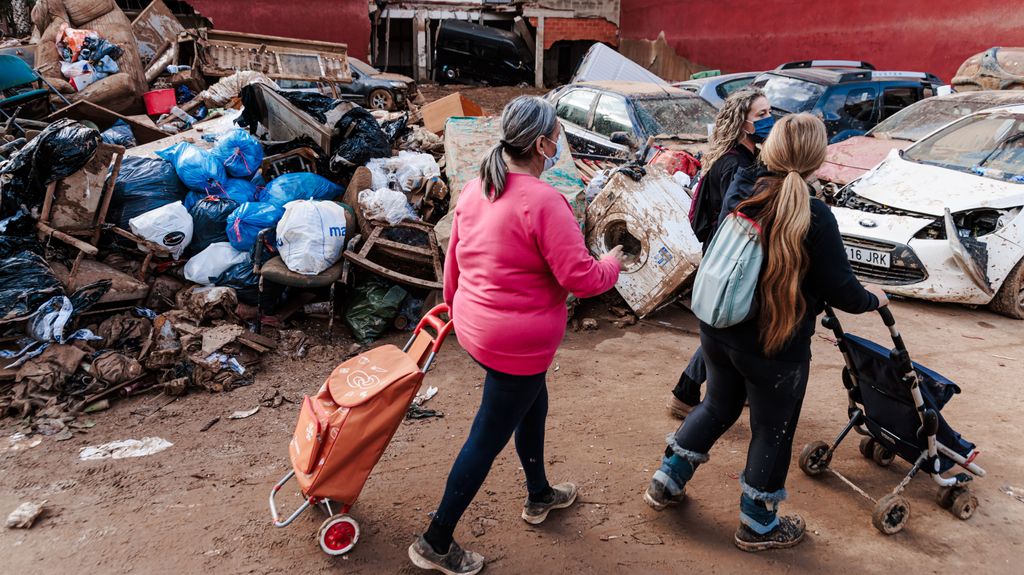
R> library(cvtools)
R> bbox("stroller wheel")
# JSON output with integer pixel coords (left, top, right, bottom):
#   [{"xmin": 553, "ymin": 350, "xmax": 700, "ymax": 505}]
[
  {"xmin": 318, "ymin": 514, "xmax": 360, "ymax": 556},
  {"xmin": 798, "ymin": 441, "xmax": 831, "ymax": 477},
  {"xmin": 872, "ymin": 494, "xmax": 910, "ymax": 535},
  {"xmin": 950, "ymin": 489, "xmax": 978, "ymax": 520},
  {"xmin": 871, "ymin": 443, "xmax": 895, "ymax": 467},
  {"xmin": 859, "ymin": 437, "xmax": 876, "ymax": 459},
  {"xmin": 936, "ymin": 486, "xmax": 956, "ymax": 509}
]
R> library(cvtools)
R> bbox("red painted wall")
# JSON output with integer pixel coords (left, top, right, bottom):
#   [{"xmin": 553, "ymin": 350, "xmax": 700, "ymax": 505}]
[
  {"xmin": 620, "ymin": 0, "xmax": 1024, "ymax": 82},
  {"xmin": 187, "ymin": 0, "xmax": 370, "ymax": 59}
]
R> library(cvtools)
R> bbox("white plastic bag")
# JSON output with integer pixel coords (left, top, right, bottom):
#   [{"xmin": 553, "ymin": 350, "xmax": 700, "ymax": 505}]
[
  {"xmin": 184, "ymin": 242, "xmax": 249, "ymax": 285},
  {"xmin": 276, "ymin": 200, "xmax": 349, "ymax": 275},
  {"xmin": 129, "ymin": 201, "xmax": 193, "ymax": 260},
  {"xmin": 585, "ymin": 169, "xmax": 611, "ymax": 203},
  {"xmin": 366, "ymin": 151, "xmax": 441, "ymax": 193},
  {"xmin": 358, "ymin": 188, "xmax": 417, "ymax": 226}
]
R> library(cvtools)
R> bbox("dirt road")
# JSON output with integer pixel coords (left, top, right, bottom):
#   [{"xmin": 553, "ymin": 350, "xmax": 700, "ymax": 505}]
[{"xmin": 2, "ymin": 297, "xmax": 1022, "ymax": 574}]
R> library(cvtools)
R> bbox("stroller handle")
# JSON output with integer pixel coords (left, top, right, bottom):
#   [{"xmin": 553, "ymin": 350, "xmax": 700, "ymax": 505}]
[{"xmin": 877, "ymin": 305, "xmax": 895, "ymax": 327}]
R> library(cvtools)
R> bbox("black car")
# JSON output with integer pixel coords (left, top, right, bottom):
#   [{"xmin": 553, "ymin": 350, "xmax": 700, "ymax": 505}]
[
  {"xmin": 546, "ymin": 81, "xmax": 718, "ymax": 161},
  {"xmin": 277, "ymin": 57, "xmax": 421, "ymax": 111},
  {"xmin": 434, "ymin": 20, "xmax": 533, "ymax": 86},
  {"xmin": 751, "ymin": 60, "xmax": 942, "ymax": 141}
]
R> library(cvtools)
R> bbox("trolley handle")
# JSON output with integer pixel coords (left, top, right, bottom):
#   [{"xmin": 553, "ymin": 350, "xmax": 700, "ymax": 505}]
[
  {"xmin": 877, "ymin": 305, "xmax": 895, "ymax": 327},
  {"xmin": 413, "ymin": 303, "xmax": 454, "ymax": 356}
]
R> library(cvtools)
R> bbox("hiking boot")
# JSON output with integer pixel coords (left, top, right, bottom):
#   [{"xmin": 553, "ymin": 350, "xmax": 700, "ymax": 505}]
[
  {"xmin": 522, "ymin": 482, "xmax": 578, "ymax": 525},
  {"xmin": 667, "ymin": 396, "xmax": 695, "ymax": 420},
  {"xmin": 643, "ymin": 473, "xmax": 686, "ymax": 511},
  {"xmin": 733, "ymin": 514, "xmax": 806, "ymax": 552},
  {"xmin": 408, "ymin": 536, "xmax": 484, "ymax": 575}
]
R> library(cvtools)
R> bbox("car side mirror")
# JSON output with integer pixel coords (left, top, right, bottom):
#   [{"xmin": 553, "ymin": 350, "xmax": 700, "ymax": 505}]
[{"xmin": 610, "ymin": 131, "xmax": 638, "ymax": 149}]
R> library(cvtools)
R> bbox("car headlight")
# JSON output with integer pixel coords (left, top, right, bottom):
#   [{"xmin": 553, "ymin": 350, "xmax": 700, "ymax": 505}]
[
  {"xmin": 389, "ymin": 81, "xmax": 406, "ymax": 88},
  {"xmin": 914, "ymin": 207, "xmax": 1021, "ymax": 240}
]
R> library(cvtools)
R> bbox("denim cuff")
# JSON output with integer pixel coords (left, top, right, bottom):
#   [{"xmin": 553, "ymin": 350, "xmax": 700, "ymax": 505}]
[
  {"xmin": 665, "ymin": 432, "xmax": 710, "ymax": 463},
  {"xmin": 739, "ymin": 473, "xmax": 787, "ymax": 503}
]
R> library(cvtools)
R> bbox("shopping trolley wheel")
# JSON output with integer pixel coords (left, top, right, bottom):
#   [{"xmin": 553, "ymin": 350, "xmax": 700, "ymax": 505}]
[
  {"xmin": 318, "ymin": 514, "xmax": 360, "ymax": 556},
  {"xmin": 872, "ymin": 494, "xmax": 910, "ymax": 535},
  {"xmin": 798, "ymin": 441, "xmax": 831, "ymax": 477},
  {"xmin": 859, "ymin": 437, "xmax": 876, "ymax": 459},
  {"xmin": 950, "ymin": 489, "xmax": 978, "ymax": 520},
  {"xmin": 871, "ymin": 443, "xmax": 895, "ymax": 467}
]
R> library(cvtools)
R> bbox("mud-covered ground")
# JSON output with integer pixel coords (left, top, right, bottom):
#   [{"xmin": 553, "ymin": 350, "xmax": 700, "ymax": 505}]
[{"xmin": 2, "ymin": 296, "xmax": 1022, "ymax": 574}]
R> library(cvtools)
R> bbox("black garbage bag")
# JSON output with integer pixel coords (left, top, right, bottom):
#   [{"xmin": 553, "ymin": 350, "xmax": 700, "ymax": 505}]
[
  {"xmin": 0, "ymin": 210, "xmax": 42, "ymax": 259},
  {"xmin": 345, "ymin": 278, "xmax": 408, "ymax": 344},
  {"xmin": 0, "ymin": 250, "xmax": 64, "ymax": 323},
  {"xmin": 329, "ymin": 107, "xmax": 392, "ymax": 173},
  {"xmin": 239, "ymin": 85, "xmax": 344, "ymax": 127},
  {"xmin": 0, "ymin": 119, "xmax": 100, "ymax": 214},
  {"xmin": 108, "ymin": 156, "xmax": 188, "ymax": 229},
  {"xmin": 381, "ymin": 113, "xmax": 410, "ymax": 145},
  {"xmin": 188, "ymin": 196, "xmax": 239, "ymax": 256},
  {"xmin": 212, "ymin": 259, "xmax": 283, "ymax": 309}
]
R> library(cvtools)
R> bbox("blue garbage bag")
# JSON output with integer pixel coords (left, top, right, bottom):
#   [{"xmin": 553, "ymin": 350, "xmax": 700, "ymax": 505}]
[
  {"xmin": 100, "ymin": 119, "xmax": 136, "ymax": 148},
  {"xmin": 212, "ymin": 129, "xmax": 264, "ymax": 178},
  {"xmin": 221, "ymin": 178, "xmax": 259, "ymax": 204},
  {"xmin": 258, "ymin": 172, "xmax": 343, "ymax": 207},
  {"xmin": 225, "ymin": 202, "xmax": 284, "ymax": 252},
  {"xmin": 155, "ymin": 142, "xmax": 226, "ymax": 193}
]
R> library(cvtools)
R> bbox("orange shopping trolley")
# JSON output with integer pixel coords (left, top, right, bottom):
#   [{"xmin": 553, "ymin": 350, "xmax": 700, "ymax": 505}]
[{"xmin": 269, "ymin": 303, "xmax": 454, "ymax": 555}]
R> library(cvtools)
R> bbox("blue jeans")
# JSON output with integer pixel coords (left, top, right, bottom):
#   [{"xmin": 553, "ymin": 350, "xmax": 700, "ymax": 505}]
[{"xmin": 430, "ymin": 362, "xmax": 551, "ymax": 532}]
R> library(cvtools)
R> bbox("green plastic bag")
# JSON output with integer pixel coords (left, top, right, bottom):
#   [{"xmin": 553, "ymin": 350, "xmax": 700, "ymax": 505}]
[{"xmin": 345, "ymin": 280, "xmax": 408, "ymax": 344}]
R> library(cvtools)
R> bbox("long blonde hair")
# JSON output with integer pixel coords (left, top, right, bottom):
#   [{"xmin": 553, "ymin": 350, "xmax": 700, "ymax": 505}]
[
  {"xmin": 701, "ymin": 88, "xmax": 767, "ymax": 174},
  {"xmin": 736, "ymin": 113, "xmax": 827, "ymax": 355}
]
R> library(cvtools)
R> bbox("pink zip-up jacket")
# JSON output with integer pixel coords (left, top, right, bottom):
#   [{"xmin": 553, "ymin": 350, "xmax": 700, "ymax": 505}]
[{"xmin": 444, "ymin": 173, "xmax": 620, "ymax": 375}]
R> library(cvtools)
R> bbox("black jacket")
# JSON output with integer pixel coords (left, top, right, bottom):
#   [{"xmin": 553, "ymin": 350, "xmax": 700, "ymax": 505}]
[
  {"xmin": 702, "ymin": 164, "xmax": 879, "ymax": 361},
  {"xmin": 690, "ymin": 143, "xmax": 757, "ymax": 253}
]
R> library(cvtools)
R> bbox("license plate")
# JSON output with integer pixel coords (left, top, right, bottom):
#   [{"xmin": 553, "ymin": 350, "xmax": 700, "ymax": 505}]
[{"xmin": 846, "ymin": 245, "xmax": 890, "ymax": 268}]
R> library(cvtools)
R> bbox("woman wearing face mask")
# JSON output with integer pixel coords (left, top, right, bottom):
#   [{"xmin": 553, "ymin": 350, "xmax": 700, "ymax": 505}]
[
  {"xmin": 408, "ymin": 96, "xmax": 626, "ymax": 575},
  {"xmin": 645, "ymin": 113, "xmax": 888, "ymax": 551},
  {"xmin": 668, "ymin": 88, "xmax": 773, "ymax": 420}
]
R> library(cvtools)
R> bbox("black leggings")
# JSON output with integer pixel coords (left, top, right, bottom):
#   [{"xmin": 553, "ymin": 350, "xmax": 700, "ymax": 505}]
[
  {"xmin": 670, "ymin": 333, "xmax": 809, "ymax": 494},
  {"xmin": 430, "ymin": 362, "xmax": 551, "ymax": 534}
]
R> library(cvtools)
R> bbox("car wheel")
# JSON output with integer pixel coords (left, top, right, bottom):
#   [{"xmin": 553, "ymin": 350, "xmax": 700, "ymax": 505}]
[
  {"xmin": 368, "ymin": 89, "xmax": 394, "ymax": 111},
  {"xmin": 990, "ymin": 257, "xmax": 1024, "ymax": 319}
]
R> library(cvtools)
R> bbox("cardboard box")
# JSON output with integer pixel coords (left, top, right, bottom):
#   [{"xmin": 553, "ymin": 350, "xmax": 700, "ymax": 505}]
[{"xmin": 420, "ymin": 92, "xmax": 484, "ymax": 134}]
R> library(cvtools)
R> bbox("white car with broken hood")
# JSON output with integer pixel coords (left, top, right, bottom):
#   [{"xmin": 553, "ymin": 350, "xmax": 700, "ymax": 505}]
[{"xmin": 832, "ymin": 104, "xmax": 1024, "ymax": 318}]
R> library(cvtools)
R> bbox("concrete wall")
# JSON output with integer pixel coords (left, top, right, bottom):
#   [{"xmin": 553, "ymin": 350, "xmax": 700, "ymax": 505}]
[
  {"xmin": 619, "ymin": 0, "xmax": 1024, "ymax": 82},
  {"xmin": 187, "ymin": 0, "xmax": 370, "ymax": 59}
]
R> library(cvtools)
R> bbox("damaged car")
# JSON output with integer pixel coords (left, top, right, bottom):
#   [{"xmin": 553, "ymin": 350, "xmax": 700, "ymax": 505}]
[
  {"xmin": 833, "ymin": 105, "xmax": 1024, "ymax": 317},
  {"xmin": 818, "ymin": 90, "xmax": 1024, "ymax": 190},
  {"xmin": 546, "ymin": 81, "xmax": 716, "ymax": 162}
]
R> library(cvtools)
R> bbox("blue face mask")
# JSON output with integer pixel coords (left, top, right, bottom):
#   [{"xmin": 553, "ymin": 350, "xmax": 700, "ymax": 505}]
[
  {"xmin": 541, "ymin": 136, "xmax": 563, "ymax": 172},
  {"xmin": 748, "ymin": 116, "xmax": 775, "ymax": 144}
]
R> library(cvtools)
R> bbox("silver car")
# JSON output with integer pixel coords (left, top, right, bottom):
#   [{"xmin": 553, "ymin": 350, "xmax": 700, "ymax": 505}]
[{"xmin": 673, "ymin": 72, "xmax": 761, "ymax": 108}]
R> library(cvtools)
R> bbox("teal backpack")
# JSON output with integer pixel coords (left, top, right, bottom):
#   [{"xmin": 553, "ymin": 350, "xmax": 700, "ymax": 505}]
[{"xmin": 691, "ymin": 212, "xmax": 764, "ymax": 328}]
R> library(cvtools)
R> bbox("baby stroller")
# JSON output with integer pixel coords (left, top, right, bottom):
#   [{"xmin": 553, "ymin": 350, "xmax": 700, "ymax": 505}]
[
  {"xmin": 797, "ymin": 305, "xmax": 985, "ymax": 535},
  {"xmin": 269, "ymin": 304, "xmax": 453, "ymax": 555}
]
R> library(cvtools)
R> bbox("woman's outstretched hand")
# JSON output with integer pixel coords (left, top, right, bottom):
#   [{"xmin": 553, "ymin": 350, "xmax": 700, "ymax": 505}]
[{"xmin": 608, "ymin": 245, "xmax": 628, "ymax": 270}]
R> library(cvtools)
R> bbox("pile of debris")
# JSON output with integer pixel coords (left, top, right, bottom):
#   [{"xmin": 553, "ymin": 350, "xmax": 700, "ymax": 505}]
[{"xmin": 1, "ymin": 1, "xmax": 705, "ymax": 434}]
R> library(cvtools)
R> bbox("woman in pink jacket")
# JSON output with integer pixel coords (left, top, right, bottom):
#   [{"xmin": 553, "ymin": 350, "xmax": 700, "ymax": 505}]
[{"xmin": 409, "ymin": 96, "xmax": 625, "ymax": 575}]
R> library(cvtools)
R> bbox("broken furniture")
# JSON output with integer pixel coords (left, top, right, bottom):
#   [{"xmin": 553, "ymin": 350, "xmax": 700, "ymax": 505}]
[
  {"xmin": 44, "ymin": 100, "xmax": 167, "ymax": 145},
  {"xmin": 343, "ymin": 222, "xmax": 443, "ymax": 291},
  {"xmin": 130, "ymin": 0, "xmax": 187, "ymax": 83},
  {"xmin": 35, "ymin": 141, "xmax": 169, "ymax": 312},
  {"xmin": 0, "ymin": 54, "xmax": 71, "ymax": 131},
  {"xmin": 585, "ymin": 168, "xmax": 702, "ymax": 318},
  {"xmin": 194, "ymin": 28, "xmax": 352, "ymax": 88},
  {"xmin": 261, "ymin": 147, "xmax": 321, "ymax": 179},
  {"xmin": 243, "ymin": 82, "xmax": 336, "ymax": 153}
]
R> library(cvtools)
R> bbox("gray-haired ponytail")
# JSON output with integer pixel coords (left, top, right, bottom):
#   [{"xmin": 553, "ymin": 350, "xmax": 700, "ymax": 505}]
[{"xmin": 480, "ymin": 96, "xmax": 558, "ymax": 201}]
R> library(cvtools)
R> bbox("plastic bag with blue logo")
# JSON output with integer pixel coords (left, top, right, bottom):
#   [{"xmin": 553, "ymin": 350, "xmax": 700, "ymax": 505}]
[
  {"xmin": 155, "ymin": 142, "xmax": 226, "ymax": 193},
  {"xmin": 258, "ymin": 172, "xmax": 343, "ymax": 208},
  {"xmin": 225, "ymin": 202, "xmax": 284, "ymax": 252},
  {"xmin": 212, "ymin": 129, "xmax": 264, "ymax": 178}
]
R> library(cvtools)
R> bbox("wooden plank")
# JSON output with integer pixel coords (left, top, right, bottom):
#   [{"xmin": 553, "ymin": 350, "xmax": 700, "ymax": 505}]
[
  {"xmin": 44, "ymin": 101, "xmax": 168, "ymax": 145},
  {"xmin": 343, "ymin": 252, "xmax": 443, "ymax": 290}
]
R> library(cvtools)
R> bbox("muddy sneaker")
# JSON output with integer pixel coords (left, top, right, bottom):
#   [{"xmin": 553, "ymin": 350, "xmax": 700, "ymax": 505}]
[
  {"xmin": 643, "ymin": 472, "xmax": 686, "ymax": 510},
  {"xmin": 667, "ymin": 396, "xmax": 696, "ymax": 420},
  {"xmin": 522, "ymin": 482, "xmax": 578, "ymax": 525},
  {"xmin": 408, "ymin": 536, "xmax": 484, "ymax": 575},
  {"xmin": 733, "ymin": 515, "xmax": 806, "ymax": 552}
]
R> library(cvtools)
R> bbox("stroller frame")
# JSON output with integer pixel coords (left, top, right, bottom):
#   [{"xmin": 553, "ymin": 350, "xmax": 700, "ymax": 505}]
[
  {"xmin": 797, "ymin": 305, "xmax": 986, "ymax": 534},
  {"xmin": 268, "ymin": 304, "xmax": 453, "ymax": 554}
]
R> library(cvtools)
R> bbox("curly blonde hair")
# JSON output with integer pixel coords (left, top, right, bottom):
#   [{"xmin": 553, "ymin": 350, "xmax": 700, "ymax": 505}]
[{"xmin": 701, "ymin": 88, "xmax": 767, "ymax": 174}]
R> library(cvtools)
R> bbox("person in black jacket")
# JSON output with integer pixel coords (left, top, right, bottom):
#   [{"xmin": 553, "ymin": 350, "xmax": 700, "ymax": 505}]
[
  {"xmin": 645, "ymin": 113, "xmax": 889, "ymax": 552},
  {"xmin": 668, "ymin": 88, "xmax": 772, "ymax": 420}
]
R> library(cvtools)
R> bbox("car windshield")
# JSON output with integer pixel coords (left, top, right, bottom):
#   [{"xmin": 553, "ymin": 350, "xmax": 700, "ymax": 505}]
[
  {"xmin": 632, "ymin": 96, "xmax": 717, "ymax": 139},
  {"xmin": 351, "ymin": 59, "xmax": 380, "ymax": 75},
  {"xmin": 754, "ymin": 75, "xmax": 826, "ymax": 113},
  {"xmin": 871, "ymin": 98, "xmax": 1004, "ymax": 142},
  {"xmin": 903, "ymin": 112, "xmax": 1024, "ymax": 182}
]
